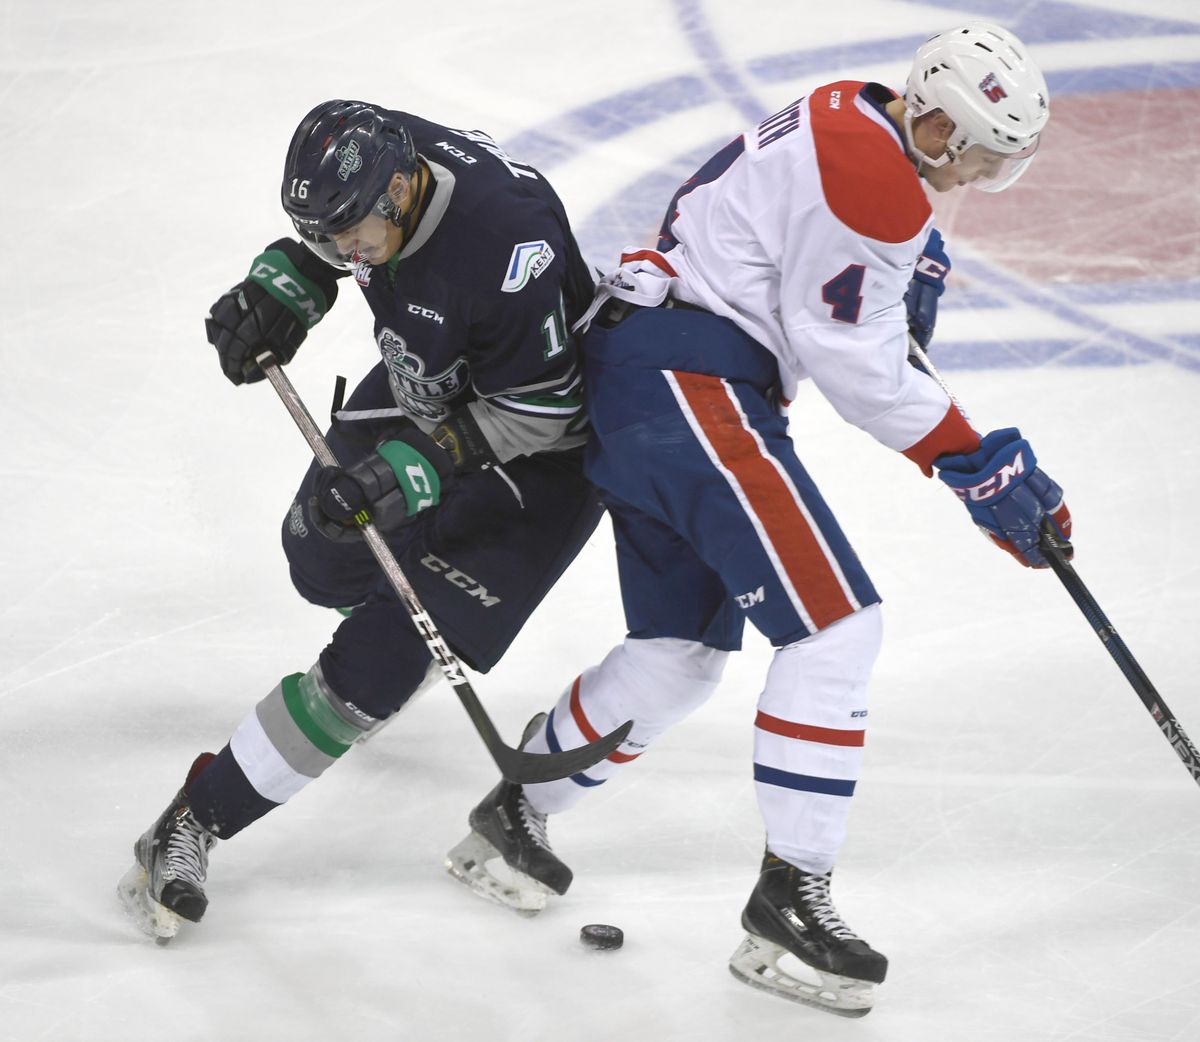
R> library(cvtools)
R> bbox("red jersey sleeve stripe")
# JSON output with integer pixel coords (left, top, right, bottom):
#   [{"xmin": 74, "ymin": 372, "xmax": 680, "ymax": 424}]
[
  {"xmin": 755, "ymin": 710, "xmax": 865, "ymax": 747},
  {"xmin": 669, "ymin": 371, "xmax": 858, "ymax": 631},
  {"xmin": 902, "ymin": 403, "xmax": 981, "ymax": 477}
]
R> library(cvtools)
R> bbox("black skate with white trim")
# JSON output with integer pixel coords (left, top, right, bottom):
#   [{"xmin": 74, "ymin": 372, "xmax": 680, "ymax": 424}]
[
  {"xmin": 729, "ymin": 851, "xmax": 887, "ymax": 1017},
  {"xmin": 445, "ymin": 714, "xmax": 572, "ymax": 916},
  {"xmin": 117, "ymin": 753, "xmax": 218, "ymax": 944}
]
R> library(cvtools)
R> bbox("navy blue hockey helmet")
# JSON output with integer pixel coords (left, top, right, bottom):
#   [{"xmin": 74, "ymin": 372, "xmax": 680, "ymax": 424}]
[{"xmin": 281, "ymin": 100, "xmax": 418, "ymax": 267}]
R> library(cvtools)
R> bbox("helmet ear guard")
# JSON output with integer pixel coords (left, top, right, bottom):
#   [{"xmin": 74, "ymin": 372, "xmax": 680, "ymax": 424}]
[{"xmin": 904, "ymin": 22, "xmax": 1049, "ymax": 191}]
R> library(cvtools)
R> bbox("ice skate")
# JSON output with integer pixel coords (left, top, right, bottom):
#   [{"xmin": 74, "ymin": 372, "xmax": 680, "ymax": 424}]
[
  {"xmin": 728, "ymin": 851, "xmax": 887, "ymax": 1017},
  {"xmin": 445, "ymin": 714, "xmax": 572, "ymax": 916},
  {"xmin": 117, "ymin": 753, "xmax": 218, "ymax": 944}
]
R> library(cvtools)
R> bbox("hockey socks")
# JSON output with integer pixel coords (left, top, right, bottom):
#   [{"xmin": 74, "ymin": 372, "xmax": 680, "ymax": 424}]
[{"xmin": 186, "ymin": 744, "xmax": 279, "ymax": 838}]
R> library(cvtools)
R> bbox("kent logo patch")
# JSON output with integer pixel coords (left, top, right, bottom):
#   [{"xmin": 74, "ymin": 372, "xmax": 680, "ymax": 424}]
[{"xmin": 501, "ymin": 240, "xmax": 555, "ymax": 293}]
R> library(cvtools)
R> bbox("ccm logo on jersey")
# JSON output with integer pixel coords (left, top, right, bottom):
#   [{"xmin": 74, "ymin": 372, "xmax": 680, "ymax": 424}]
[
  {"xmin": 433, "ymin": 140, "xmax": 478, "ymax": 165},
  {"xmin": 956, "ymin": 450, "xmax": 1027, "ymax": 503},
  {"xmin": 501, "ymin": 240, "xmax": 555, "ymax": 293},
  {"xmin": 407, "ymin": 303, "xmax": 445, "ymax": 324}
]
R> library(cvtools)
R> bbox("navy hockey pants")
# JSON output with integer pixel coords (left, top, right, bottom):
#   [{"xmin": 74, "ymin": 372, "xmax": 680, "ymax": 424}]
[
  {"xmin": 281, "ymin": 362, "xmax": 604, "ymax": 718},
  {"xmin": 582, "ymin": 306, "xmax": 879, "ymax": 649}
]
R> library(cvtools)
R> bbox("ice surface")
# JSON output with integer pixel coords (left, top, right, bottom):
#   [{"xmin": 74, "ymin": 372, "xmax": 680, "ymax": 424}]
[{"xmin": 2, "ymin": 2, "xmax": 1198, "ymax": 1040}]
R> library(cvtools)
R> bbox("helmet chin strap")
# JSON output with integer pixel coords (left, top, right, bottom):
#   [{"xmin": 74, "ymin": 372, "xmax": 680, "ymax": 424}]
[{"xmin": 903, "ymin": 108, "xmax": 953, "ymax": 173}]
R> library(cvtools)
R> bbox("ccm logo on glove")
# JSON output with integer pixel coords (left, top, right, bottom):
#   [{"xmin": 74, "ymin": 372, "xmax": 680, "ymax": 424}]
[
  {"xmin": 914, "ymin": 254, "xmax": 949, "ymax": 281},
  {"xmin": 402, "ymin": 462, "xmax": 437, "ymax": 513},
  {"xmin": 905, "ymin": 228, "xmax": 951, "ymax": 350},
  {"xmin": 308, "ymin": 421, "xmax": 454, "ymax": 541},
  {"xmin": 936, "ymin": 427, "xmax": 1072, "ymax": 568},
  {"xmin": 950, "ymin": 449, "xmax": 1028, "ymax": 503}
]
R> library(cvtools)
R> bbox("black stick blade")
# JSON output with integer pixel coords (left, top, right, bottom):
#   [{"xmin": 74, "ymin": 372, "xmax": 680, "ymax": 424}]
[{"xmin": 491, "ymin": 718, "xmax": 634, "ymax": 785}]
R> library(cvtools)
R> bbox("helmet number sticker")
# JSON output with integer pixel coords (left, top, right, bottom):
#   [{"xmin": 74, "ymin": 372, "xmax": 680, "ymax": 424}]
[{"xmin": 290, "ymin": 178, "xmax": 311, "ymax": 200}]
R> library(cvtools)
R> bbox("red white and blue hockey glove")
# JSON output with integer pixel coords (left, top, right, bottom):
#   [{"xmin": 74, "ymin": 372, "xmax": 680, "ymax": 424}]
[
  {"xmin": 309, "ymin": 422, "xmax": 453, "ymax": 541},
  {"xmin": 936, "ymin": 428, "xmax": 1072, "ymax": 568},
  {"xmin": 904, "ymin": 228, "xmax": 951, "ymax": 350}
]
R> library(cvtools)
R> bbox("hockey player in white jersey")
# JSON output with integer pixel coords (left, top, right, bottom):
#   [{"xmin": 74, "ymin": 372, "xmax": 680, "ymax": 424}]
[{"xmin": 447, "ymin": 23, "xmax": 1070, "ymax": 1017}]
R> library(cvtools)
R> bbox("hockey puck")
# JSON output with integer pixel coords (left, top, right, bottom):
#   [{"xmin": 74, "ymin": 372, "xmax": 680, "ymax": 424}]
[{"xmin": 580, "ymin": 924, "xmax": 624, "ymax": 950}]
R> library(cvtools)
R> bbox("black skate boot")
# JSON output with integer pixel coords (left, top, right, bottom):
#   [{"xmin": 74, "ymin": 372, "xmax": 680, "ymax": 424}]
[
  {"xmin": 117, "ymin": 752, "xmax": 218, "ymax": 943},
  {"xmin": 445, "ymin": 714, "xmax": 572, "ymax": 916},
  {"xmin": 728, "ymin": 850, "xmax": 887, "ymax": 1017}
]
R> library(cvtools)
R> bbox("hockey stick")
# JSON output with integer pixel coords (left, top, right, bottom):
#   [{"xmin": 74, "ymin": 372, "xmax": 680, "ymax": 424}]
[
  {"xmin": 909, "ymin": 338, "xmax": 1200, "ymax": 788},
  {"xmin": 255, "ymin": 352, "xmax": 632, "ymax": 784},
  {"xmin": 1037, "ymin": 520, "xmax": 1200, "ymax": 786}
]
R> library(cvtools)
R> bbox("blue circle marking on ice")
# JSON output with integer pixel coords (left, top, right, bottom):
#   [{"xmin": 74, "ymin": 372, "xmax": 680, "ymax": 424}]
[{"xmin": 507, "ymin": 1, "xmax": 1200, "ymax": 371}]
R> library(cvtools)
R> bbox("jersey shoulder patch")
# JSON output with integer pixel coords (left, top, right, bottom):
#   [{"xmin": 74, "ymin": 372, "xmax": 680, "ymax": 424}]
[
  {"xmin": 501, "ymin": 240, "xmax": 556, "ymax": 293},
  {"xmin": 809, "ymin": 82, "xmax": 930, "ymax": 244}
]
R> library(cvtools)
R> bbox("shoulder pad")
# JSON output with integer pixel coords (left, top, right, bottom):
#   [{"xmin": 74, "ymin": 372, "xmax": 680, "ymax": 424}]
[{"xmin": 809, "ymin": 82, "xmax": 931, "ymax": 244}]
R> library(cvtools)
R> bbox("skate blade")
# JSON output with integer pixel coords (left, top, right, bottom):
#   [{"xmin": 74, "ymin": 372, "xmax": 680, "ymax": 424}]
[
  {"xmin": 117, "ymin": 863, "xmax": 183, "ymax": 944},
  {"xmin": 444, "ymin": 831, "xmax": 554, "ymax": 918},
  {"xmin": 728, "ymin": 933, "xmax": 876, "ymax": 1018}
]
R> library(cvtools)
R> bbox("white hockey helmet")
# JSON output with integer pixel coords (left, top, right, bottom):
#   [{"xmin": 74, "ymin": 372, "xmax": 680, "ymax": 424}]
[{"xmin": 904, "ymin": 22, "xmax": 1050, "ymax": 192}]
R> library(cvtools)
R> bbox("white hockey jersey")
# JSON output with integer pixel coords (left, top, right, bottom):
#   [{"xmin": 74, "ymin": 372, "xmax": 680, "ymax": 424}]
[{"xmin": 588, "ymin": 81, "xmax": 980, "ymax": 474}]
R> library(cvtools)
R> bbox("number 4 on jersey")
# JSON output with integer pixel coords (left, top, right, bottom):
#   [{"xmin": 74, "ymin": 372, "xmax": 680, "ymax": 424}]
[{"xmin": 821, "ymin": 264, "xmax": 865, "ymax": 324}]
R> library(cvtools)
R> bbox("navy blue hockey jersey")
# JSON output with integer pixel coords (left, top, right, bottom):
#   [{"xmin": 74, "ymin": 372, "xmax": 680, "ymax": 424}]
[{"xmin": 332, "ymin": 113, "xmax": 595, "ymax": 462}]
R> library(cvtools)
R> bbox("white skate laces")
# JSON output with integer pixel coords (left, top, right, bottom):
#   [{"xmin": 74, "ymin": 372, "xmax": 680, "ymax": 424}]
[
  {"xmin": 517, "ymin": 793, "xmax": 551, "ymax": 850},
  {"xmin": 796, "ymin": 871, "xmax": 861, "ymax": 940},
  {"xmin": 161, "ymin": 808, "xmax": 215, "ymax": 888}
]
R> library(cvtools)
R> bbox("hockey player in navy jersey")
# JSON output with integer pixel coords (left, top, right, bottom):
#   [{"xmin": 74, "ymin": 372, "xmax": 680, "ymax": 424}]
[
  {"xmin": 118, "ymin": 100, "xmax": 604, "ymax": 940},
  {"xmin": 447, "ymin": 23, "xmax": 1072, "ymax": 1017}
]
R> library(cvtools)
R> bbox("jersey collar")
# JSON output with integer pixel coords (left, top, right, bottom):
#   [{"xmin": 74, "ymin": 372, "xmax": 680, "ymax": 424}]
[
  {"xmin": 856, "ymin": 82, "xmax": 906, "ymax": 151},
  {"xmin": 394, "ymin": 158, "xmax": 456, "ymax": 262}
]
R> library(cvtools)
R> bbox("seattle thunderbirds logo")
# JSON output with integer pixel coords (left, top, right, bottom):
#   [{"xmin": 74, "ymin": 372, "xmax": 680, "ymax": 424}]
[
  {"xmin": 378, "ymin": 328, "xmax": 468, "ymax": 421},
  {"xmin": 336, "ymin": 141, "xmax": 363, "ymax": 181}
]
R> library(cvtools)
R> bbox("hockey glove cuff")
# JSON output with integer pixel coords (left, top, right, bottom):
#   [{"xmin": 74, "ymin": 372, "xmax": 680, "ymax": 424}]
[
  {"xmin": 309, "ymin": 423, "xmax": 454, "ymax": 541},
  {"xmin": 904, "ymin": 228, "xmax": 951, "ymax": 350},
  {"xmin": 936, "ymin": 427, "xmax": 1072, "ymax": 569},
  {"xmin": 204, "ymin": 238, "xmax": 341, "ymax": 386}
]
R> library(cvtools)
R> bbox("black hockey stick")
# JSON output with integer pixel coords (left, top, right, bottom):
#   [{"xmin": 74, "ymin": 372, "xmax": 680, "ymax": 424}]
[
  {"xmin": 255, "ymin": 352, "xmax": 632, "ymax": 784},
  {"xmin": 908, "ymin": 339, "xmax": 1200, "ymax": 789},
  {"xmin": 1037, "ymin": 521, "xmax": 1200, "ymax": 787}
]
